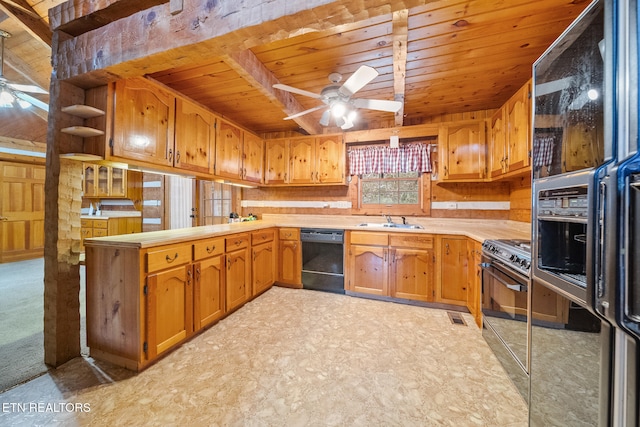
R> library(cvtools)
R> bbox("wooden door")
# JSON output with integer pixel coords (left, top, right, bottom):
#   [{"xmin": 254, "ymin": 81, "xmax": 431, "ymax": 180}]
[
  {"xmin": 507, "ymin": 80, "xmax": 531, "ymax": 172},
  {"xmin": 348, "ymin": 245, "xmax": 388, "ymax": 296},
  {"xmin": 438, "ymin": 237, "xmax": 468, "ymax": 305},
  {"xmin": 243, "ymin": 132, "xmax": 264, "ymax": 184},
  {"xmin": 174, "ymin": 98, "xmax": 215, "ymax": 174},
  {"xmin": 146, "ymin": 264, "xmax": 193, "ymax": 359},
  {"xmin": 226, "ymin": 247, "xmax": 251, "ymax": 312},
  {"xmin": 215, "ymin": 120, "xmax": 243, "ymax": 180},
  {"xmin": 264, "ymin": 139, "xmax": 289, "ymax": 184},
  {"xmin": 489, "ymin": 108, "xmax": 507, "ymax": 178},
  {"xmin": 278, "ymin": 239, "xmax": 301, "ymax": 286},
  {"xmin": 194, "ymin": 256, "xmax": 225, "ymax": 330},
  {"xmin": 288, "ymin": 136, "xmax": 315, "ymax": 184},
  {"xmin": 252, "ymin": 241, "xmax": 275, "ymax": 296},
  {"xmin": 390, "ymin": 248, "xmax": 434, "ymax": 302},
  {"xmin": 439, "ymin": 122, "xmax": 486, "ymax": 180},
  {"xmin": 316, "ymin": 135, "xmax": 344, "ymax": 184},
  {"xmin": 112, "ymin": 77, "xmax": 175, "ymax": 166},
  {"xmin": 0, "ymin": 162, "xmax": 45, "ymax": 263}
]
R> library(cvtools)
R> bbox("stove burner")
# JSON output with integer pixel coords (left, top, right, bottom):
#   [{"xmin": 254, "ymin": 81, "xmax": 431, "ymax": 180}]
[{"xmin": 482, "ymin": 239, "xmax": 531, "ymax": 277}]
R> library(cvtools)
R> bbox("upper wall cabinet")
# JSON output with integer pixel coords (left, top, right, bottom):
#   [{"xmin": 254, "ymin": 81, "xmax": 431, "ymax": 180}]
[
  {"xmin": 111, "ymin": 77, "xmax": 175, "ymax": 166},
  {"xmin": 214, "ymin": 119, "xmax": 264, "ymax": 185},
  {"xmin": 174, "ymin": 98, "xmax": 215, "ymax": 174},
  {"xmin": 437, "ymin": 120, "xmax": 487, "ymax": 181},
  {"xmin": 489, "ymin": 80, "xmax": 531, "ymax": 179},
  {"xmin": 265, "ymin": 134, "xmax": 345, "ymax": 186}
]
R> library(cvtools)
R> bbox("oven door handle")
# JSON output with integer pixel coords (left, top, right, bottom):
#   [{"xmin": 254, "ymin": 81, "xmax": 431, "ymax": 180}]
[{"xmin": 481, "ymin": 263, "xmax": 528, "ymax": 292}]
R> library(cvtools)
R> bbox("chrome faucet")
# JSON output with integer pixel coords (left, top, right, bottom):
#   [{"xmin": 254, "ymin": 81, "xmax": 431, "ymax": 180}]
[{"xmin": 384, "ymin": 214, "xmax": 393, "ymax": 224}]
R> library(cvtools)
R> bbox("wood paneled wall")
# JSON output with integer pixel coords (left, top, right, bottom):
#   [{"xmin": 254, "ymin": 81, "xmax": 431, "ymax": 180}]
[{"xmin": 508, "ymin": 176, "xmax": 532, "ymax": 223}]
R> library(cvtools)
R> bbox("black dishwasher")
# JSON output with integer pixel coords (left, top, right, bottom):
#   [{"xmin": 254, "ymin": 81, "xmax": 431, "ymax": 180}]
[{"xmin": 300, "ymin": 229, "xmax": 344, "ymax": 294}]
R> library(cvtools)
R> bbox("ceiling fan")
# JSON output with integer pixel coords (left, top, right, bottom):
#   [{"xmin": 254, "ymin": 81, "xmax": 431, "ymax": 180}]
[
  {"xmin": 273, "ymin": 65, "xmax": 402, "ymax": 130},
  {"xmin": 0, "ymin": 29, "xmax": 49, "ymax": 112}
]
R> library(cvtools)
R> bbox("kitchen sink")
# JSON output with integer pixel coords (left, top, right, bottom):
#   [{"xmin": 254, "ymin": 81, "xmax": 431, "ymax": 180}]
[{"xmin": 357, "ymin": 223, "xmax": 424, "ymax": 229}]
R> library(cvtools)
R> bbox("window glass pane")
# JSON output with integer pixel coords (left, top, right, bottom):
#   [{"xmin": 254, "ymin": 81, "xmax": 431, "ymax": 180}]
[
  {"xmin": 362, "ymin": 181, "xmax": 379, "ymax": 193},
  {"xmin": 399, "ymin": 180, "xmax": 419, "ymax": 192},
  {"xmin": 381, "ymin": 181, "xmax": 398, "ymax": 192},
  {"xmin": 400, "ymin": 192, "xmax": 419, "ymax": 204},
  {"xmin": 361, "ymin": 173, "xmax": 381, "ymax": 180},
  {"xmin": 362, "ymin": 192, "xmax": 379, "ymax": 204},
  {"xmin": 397, "ymin": 171, "xmax": 419, "ymax": 178},
  {"xmin": 379, "ymin": 192, "xmax": 398, "ymax": 204}
]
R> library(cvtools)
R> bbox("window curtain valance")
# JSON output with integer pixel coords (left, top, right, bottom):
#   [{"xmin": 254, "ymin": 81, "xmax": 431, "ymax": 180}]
[{"xmin": 347, "ymin": 143, "xmax": 433, "ymax": 175}]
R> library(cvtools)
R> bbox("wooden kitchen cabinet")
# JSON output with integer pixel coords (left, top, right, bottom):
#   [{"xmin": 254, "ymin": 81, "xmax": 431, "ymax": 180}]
[
  {"xmin": 438, "ymin": 120, "xmax": 487, "ymax": 181},
  {"xmin": 215, "ymin": 119, "xmax": 264, "ymax": 184},
  {"xmin": 268, "ymin": 134, "xmax": 345, "ymax": 186},
  {"xmin": 437, "ymin": 236, "xmax": 468, "ymax": 305},
  {"xmin": 83, "ymin": 163, "xmax": 142, "ymax": 200},
  {"xmin": 111, "ymin": 77, "xmax": 175, "ymax": 166},
  {"xmin": 347, "ymin": 231, "xmax": 435, "ymax": 302},
  {"xmin": 278, "ymin": 228, "xmax": 302, "ymax": 287},
  {"xmin": 389, "ymin": 234, "xmax": 435, "ymax": 302},
  {"xmin": 251, "ymin": 229, "xmax": 276, "ymax": 296},
  {"xmin": 225, "ymin": 233, "xmax": 251, "ymax": 312},
  {"xmin": 489, "ymin": 80, "xmax": 532, "ymax": 179},
  {"xmin": 467, "ymin": 239, "xmax": 483, "ymax": 327},
  {"xmin": 174, "ymin": 97, "xmax": 215, "ymax": 174},
  {"xmin": 193, "ymin": 237, "xmax": 225, "ymax": 330}
]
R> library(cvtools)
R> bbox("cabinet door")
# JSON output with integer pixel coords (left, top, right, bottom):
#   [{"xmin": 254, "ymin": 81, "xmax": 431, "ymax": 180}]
[
  {"xmin": 96, "ymin": 165, "xmax": 110, "ymax": 197},
  {"xmin": 439, "ymin": 122, "xmax": 486, "ymax": 180},
  {"xmin": 489, "ymin": 108, "xmax": 507, "ymax": 178},
  {"xmin": 215, "ymin": 120, "xmax": 243, "ymax": 180},
  {"xmin": 83, "ymin": 164, "xmax": 96, "ymax": 196},
  {"xmin": 316, "ymin": 135, "xmax": 345, "ymax": 184},
  {"xmin": 110, "ymin": 167, "xmax": 127, "ymax": 197},
  {"xmin": 289, "ymin": 136, "xmax": 315, "ymax": 184},
  {"xmin": 506, "ymin": 80, "xmax": 531, "ymax": 172},
  {"xmin": 467, "ymin": 241, "xmax": 483, "ymax": 327},
  {"xmin": 253, "ymin": 241, "xmax": 275, "ymax": 296},
  {"xmin": 265, "ymin": 139, "xmax": 288, "ymax": 184},
  {"xmin": 278, "ymin": 239, "xmax": 301, "ymax": 286},
  {"xmin": 438, "ymin": 237, "xmax": 468, "ymax": 305},
  {"xmin": 226, "ymin": 247, "xmax": 251, "ymax": 311},
  {"xmin": 146, "ymin": 264, "xmax": 193, "ymax": 359},
  {"xmin": 243, "ymin": 132, "xmax": 264, "ymax": 184},
  {"xmin": 348, "ymin": 245, "xmax": 388, "ymax": 296},
  {"xmin": 112, "ymin": 78, "xmax": 175, "ymax": 166},
  {"xmin": 174, "ymin": 98, "xmax": 214, "ymax": 174},
  {"xmin": 390, "ymin": 248, "xmax": 434, "ymax": 302},
  {"xmin": 194, "ymin": 256, "xmax": 225, "ymax": 330}
]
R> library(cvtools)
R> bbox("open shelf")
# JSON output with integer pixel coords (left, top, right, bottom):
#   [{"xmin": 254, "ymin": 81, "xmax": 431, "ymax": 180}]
[
  {"xmin": 61, "ymin": 126, "xmax": 105, "ymax": 137},
  {"xmin": 61, "ymin": 105, "xmax": 105, "ymax": 119}
]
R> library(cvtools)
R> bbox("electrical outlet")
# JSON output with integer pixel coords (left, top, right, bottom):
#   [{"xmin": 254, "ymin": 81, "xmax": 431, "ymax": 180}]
[{"xmin": 444, "ymin": 202, "xmax": 457, "ymax": 209}]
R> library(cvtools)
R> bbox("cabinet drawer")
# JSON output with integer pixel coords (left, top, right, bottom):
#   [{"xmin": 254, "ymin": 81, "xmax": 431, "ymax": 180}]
[
  {"xmin": 193, "ymin": 237, "xmax": 225, "ymax": 260},
  {"xmin": 147, "ymin": 244, "xmax": 192, "ymax": 272},
  {"xmin": 389, "ymin": 234, "xmax": 433, "ymax": 249},
  {"xmin": 93, "ymin": 219, "xmax": 108, "ymax": 229},
  {"xmin": 81, "ymin": 219, "xmax": 92, "ymax": 228},
  {"xmin": 226, "ymin": 234, "xmax": 250, "ymax": 251},
  {"xmin": 93, "ymin": 228, "xmax": 108, "ymax": 237},
  {"xmin": 252, "ymin": 229, "xmax": 275, "ymax": 245},
  {"xmin": 279, "ymin": 228, "xmax": 299, "ymax": 241},
  {"xmin": 350, "ymin": 231, "xmax": 388, "ymax": 246}
]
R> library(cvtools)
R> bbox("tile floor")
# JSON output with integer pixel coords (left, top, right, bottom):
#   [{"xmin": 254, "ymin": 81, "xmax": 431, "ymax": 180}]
[{"xmin": 0, "ymin": 287, "xmax": 528, "ymax": 426}]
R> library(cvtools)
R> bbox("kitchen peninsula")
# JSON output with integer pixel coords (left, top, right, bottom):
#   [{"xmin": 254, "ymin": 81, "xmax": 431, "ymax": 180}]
[{"xmin": 84, "ymin": 214, "xmax": 529, "ymax": 371}]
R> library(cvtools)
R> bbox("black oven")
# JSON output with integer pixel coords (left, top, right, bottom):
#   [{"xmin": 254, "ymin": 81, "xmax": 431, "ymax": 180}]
[{"xmin": 481, "ymin": 240, "xmax": 530, "ymax": 404}]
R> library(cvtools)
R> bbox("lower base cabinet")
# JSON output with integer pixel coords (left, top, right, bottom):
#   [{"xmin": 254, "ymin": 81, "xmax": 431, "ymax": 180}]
[
  {"xmin": 436, "ymin": 236, "xmax": 468, "ymax": 306},
  {"xmin": 193, "ymin": 237, "xmax": 225, "ymax": 330},
  {"xmin": 252, "ymin": 229, "xmax": 277, "ymax": 296},
  {"xmin": 225, "ymin": 233, "xmax": 251, "ymax": 312},
  {"xmin": 278, "ymin": 228, "xmax": 302, "ymax": 287}
]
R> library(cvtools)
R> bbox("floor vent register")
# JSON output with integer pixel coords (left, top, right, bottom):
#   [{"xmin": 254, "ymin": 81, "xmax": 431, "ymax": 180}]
[{"xmin": 447, "ymin": 312, "xmax": 467, "ymax": 326}]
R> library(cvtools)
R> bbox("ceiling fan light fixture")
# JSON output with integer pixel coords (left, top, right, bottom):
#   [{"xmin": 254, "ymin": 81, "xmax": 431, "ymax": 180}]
[
  {"xmin": 16, "ymin": 98, "xmax": 31, "ymax": 109},
  {"xmin": 330, "ymin": 101, "xmax": 348, "ymax": 118},
  {"xmin": 319, "ymin": 110, "xmax": 331, "ymax": 126},
  {"xmin": 0, "ymin": 89, "xmax": 14, "ymax": 107}
]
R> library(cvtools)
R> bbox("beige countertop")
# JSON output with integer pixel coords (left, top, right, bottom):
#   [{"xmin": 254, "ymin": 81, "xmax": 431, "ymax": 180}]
[
  {"xmin": 81, "ymin": 211, "xmax": 142, "ymax": 220},
  {"xmin": 84, "ymin": 214, "xmax": 530, "ymax": 249}
]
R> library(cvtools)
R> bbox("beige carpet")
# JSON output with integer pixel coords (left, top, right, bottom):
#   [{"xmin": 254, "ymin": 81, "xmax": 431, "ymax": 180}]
[{"xmin": 0, "ymin": 287, "xmax": 527, "ymax": 426}]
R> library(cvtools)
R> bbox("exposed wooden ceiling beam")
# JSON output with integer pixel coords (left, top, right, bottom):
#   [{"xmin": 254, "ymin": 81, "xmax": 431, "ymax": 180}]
[
  {"xmin": 222, "ymin": 49, "xmax": 321, "ymax": 135},
  {"xmin": 0, "ymin": 134, "xmax": 46, "ymax": 152},
  {"xmin": 2, "ymin": 48, "xmax": 50, "ymax": 92},
  {"xmin": 0, "ymin": 0, "xmax": 51, "ymax": 47},
  {"xmin": 392, "ymin": 9, "xmax": 408, "ymax": 127}
]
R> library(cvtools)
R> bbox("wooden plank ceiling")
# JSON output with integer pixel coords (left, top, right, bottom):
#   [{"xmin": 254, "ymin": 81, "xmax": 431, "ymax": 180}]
[
  {"xmin": 0, "ymin": 0, "xmax": 591, "ymax": 142},
  {"xmin": 150, "ymin": 0, "xmax": 590, "ymax": 135}
]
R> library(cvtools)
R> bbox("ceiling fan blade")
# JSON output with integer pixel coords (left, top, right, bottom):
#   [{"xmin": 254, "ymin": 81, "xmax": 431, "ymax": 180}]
[
  {"xmin": 283, "ymin": 104, "xmax": 325, "ymax": 120},
  {"xmin": 352, "ymin": 98, "xmax": 402, "ymax": 113},
  {"xmin": 339, "ymin": 65, "xmax": 378, "ymax": 97},
  {"xmin": 7, "ymin": 82, "xmax": 48, "ymax": 94},
  {"xmin": 273, "ymin": 83, "xmax": 322, "ymax": 99},
  {"xmin": 14, "ymin": 91, "xmax": 49, "ymax": 112}
]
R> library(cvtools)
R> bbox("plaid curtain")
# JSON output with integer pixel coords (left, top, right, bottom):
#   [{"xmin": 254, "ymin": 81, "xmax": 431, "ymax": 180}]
[{"xmin": 347, "ymin": 143, "xmax": 432, "ymax": 175}]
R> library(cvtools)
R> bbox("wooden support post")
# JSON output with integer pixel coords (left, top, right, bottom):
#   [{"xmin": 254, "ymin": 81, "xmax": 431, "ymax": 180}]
[{"xmin": 43, "ymin": 66, "xmax": 86, "ymax": 367}]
